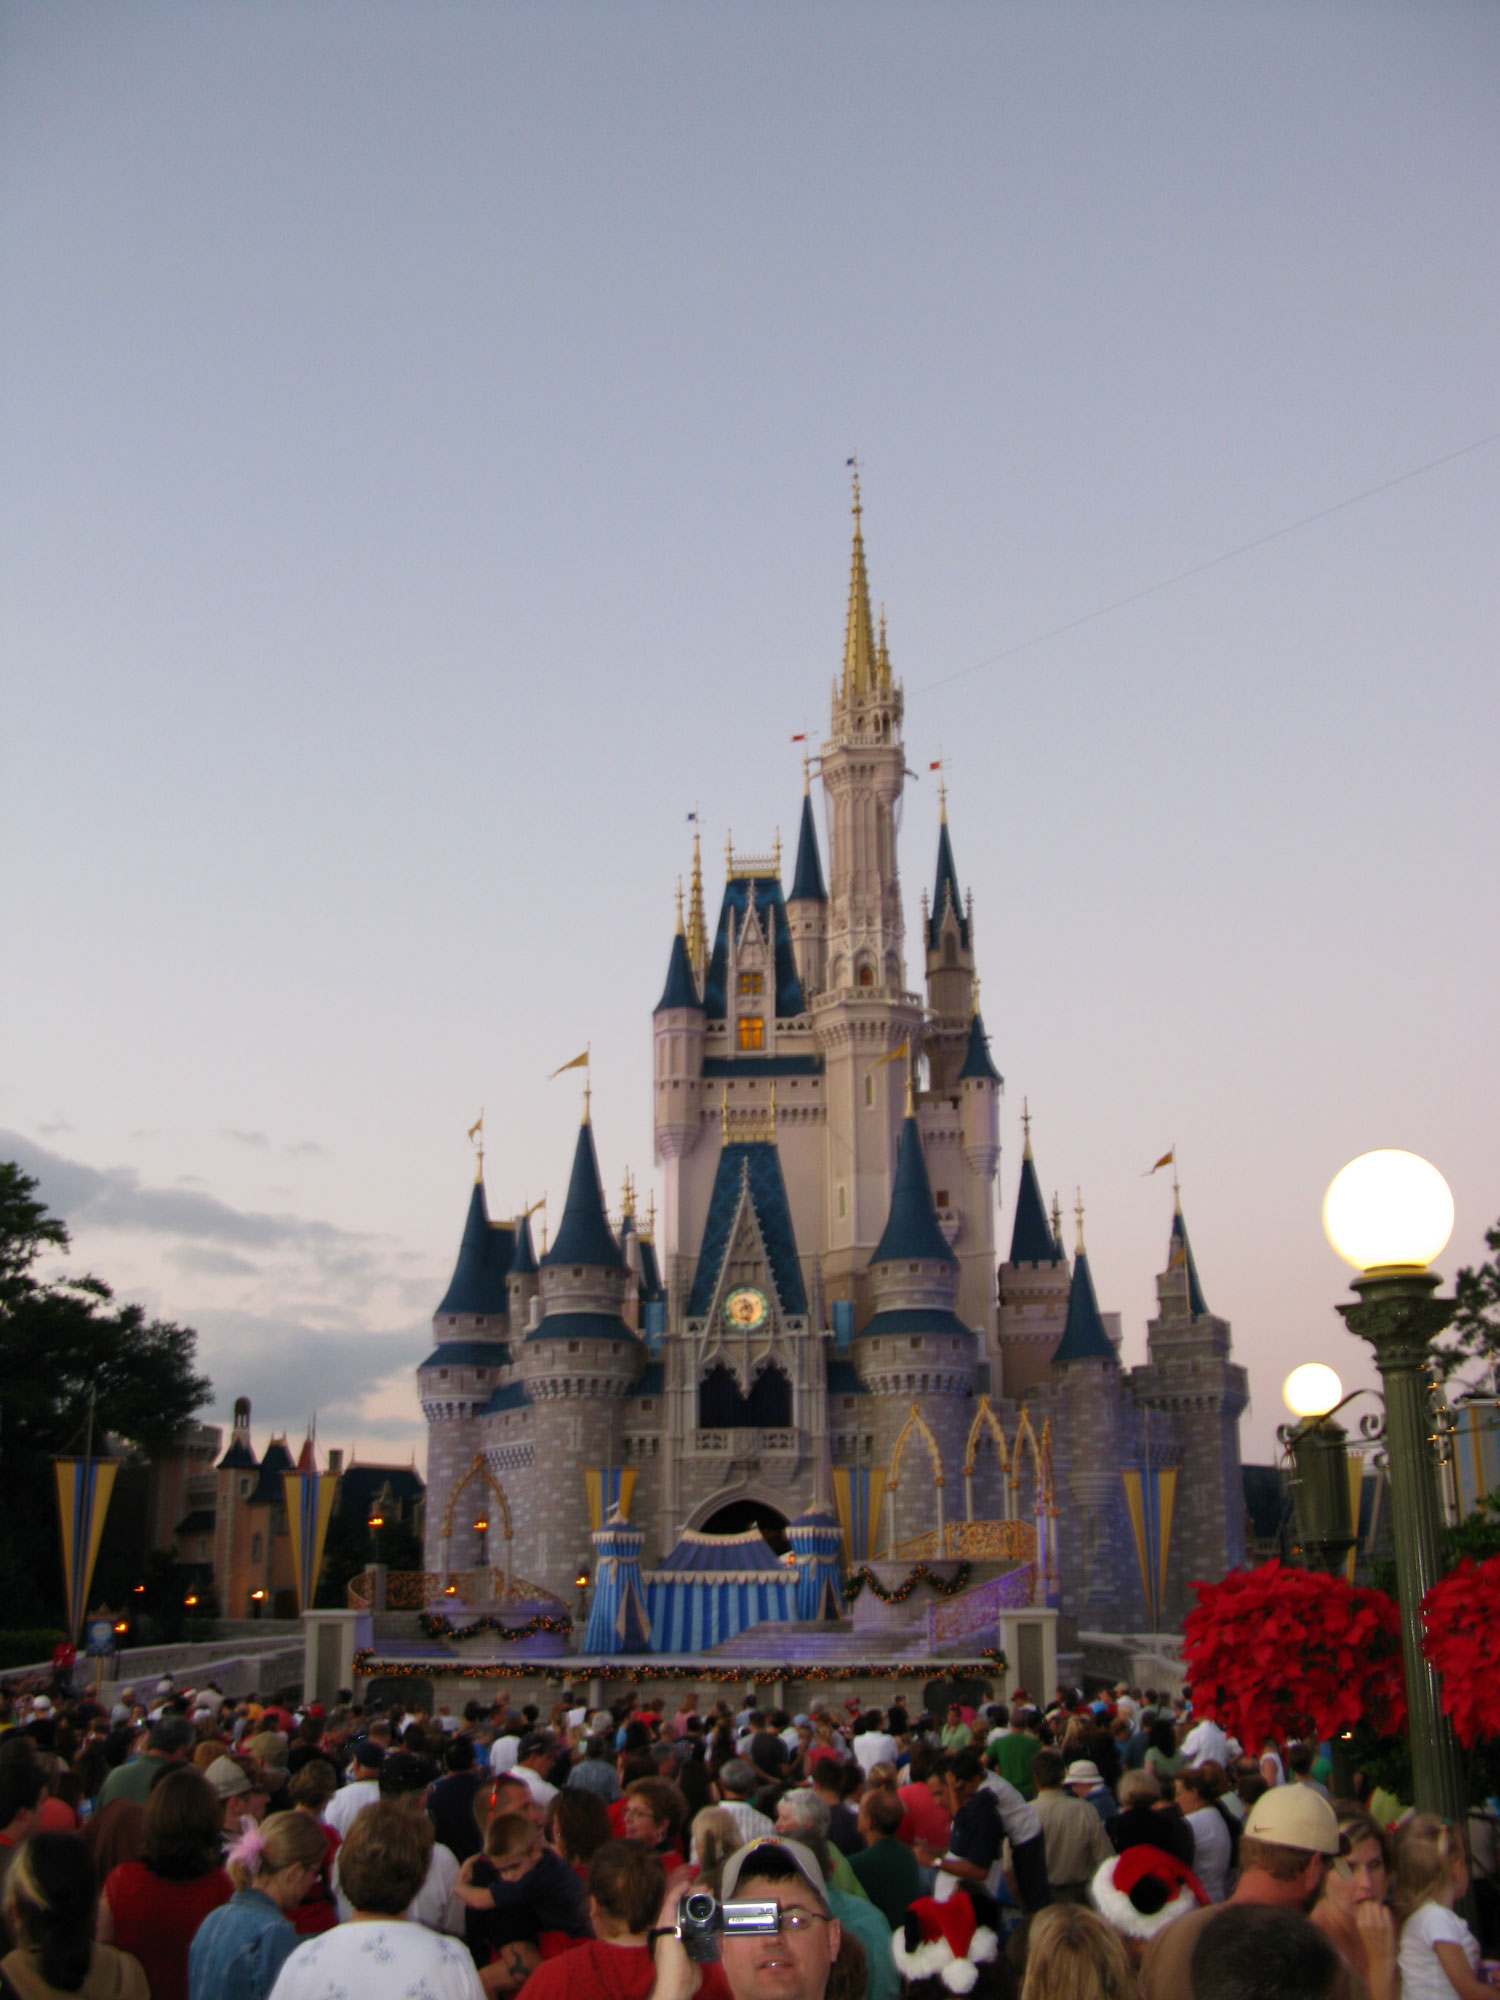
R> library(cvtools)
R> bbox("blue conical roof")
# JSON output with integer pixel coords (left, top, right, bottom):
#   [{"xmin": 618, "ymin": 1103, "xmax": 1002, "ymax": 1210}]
[
  {"xmin": 510, "ymin": 1210, "xmax": 537, "ymax": 1276},
  {"xmin": 1168, "ymin": 1201, "xmax": 1209, "ymax": 1317},
  {"xmin": 870, "ymin": 1117, "xmax": 958, "ymax": 1267},
  {"xmin": 1009, "ymin": 1152, "xmax": 1060, "ymax": 1264},
  {"xmin": 541, "ymin": 1121, "xmax": 623, "ymax": 1269},
  {"xmin": 1052, "ymin": 1249, "xmax": 1116, "ymax": 1364},
  {"xmin": 654, "ymin": 929, "xmax": 701, "ymax": 1012},
  {"xmin": 927, "ymin": 821, "xmax": 971, "ymax": 951},
  {"xmin": 957, "ymin": 1010, "xmax": 1002, "ymax": 1083},
  {"xmin": 789, "ymin": 792, "xmax": 827, "ymax": 903},
  {"xmin": 437, "ymin": 1179, "xmax": 515, "ymax": 1315}
]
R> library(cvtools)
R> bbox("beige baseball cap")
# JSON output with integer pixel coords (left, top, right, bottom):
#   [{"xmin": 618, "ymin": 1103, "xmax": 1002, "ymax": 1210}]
[
  {"xmin": 721, "ymin": 1836, "xmax": 830, "ymax": 1909},
  {"xmin": 1243, "ymin": 1785, "xmax": 1340, "ymax": 1855}
]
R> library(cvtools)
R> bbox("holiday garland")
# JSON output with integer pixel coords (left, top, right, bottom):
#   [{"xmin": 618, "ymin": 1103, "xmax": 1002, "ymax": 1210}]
[
  {"xmin": 352, "ymin": 1648, "xmax": 1005, "ymax": 1685},
  {"xmin": 842, "ymin": 1562, "xmax": 973, "ymax": 1604},
  {"xmin": 417, "ymin": 1611, "xmax": 572, "ymax": 1643}
]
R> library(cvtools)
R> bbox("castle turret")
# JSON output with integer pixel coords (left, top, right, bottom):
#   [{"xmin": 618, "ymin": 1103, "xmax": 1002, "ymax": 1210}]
[
  {"xmin": 420, "ymin": 1168, "xmax": 515, "ymax": 1571},
  {"xmin": 813, "ymin": 477, "xmax": 921, "ymax": 1319},
  {"xmin": 506, "ymin": 1207, "xmax": 539, "ymax": 1330},
  {"xmin": 519, "ymin": 1112, "xmax": 642, "ymax": 1588},
  {"xmin": 924, "ymin": 788, "xmax": 976, "ymax": 1091},
  {"xmin": 653, "ymin": 891, "xmax": 706, "ymax": 1260},
  {"xmin": 1051, "ymin": 1200, "xmax": 1129, "ymax": 1623},
  {"xmin": 786, "ymin": 763, "xmax": 828, "ymax": 1000},
  {"xmin": 1131, "ymin": 1181, "xmax": 1248, "ymax": 1620},
  {"xmin": 997, "ymin": 1108, "xmax": 1070, "ymax": 1400},
  {"xmin": 856, "ymin": 1093, "xmax": 975, "ymax": 1549}
]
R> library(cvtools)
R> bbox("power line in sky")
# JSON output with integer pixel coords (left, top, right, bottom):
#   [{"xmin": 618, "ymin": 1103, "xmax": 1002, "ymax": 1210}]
[{"xmin": 916, "ymin": 428, "xmax": 1500, "ymax": 695}]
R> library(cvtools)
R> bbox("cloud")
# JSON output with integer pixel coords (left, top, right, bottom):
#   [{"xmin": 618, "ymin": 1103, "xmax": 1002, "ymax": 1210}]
[
  {"xmin": 0, "ymin": 1130, "xmax": 370, "ymax": 1257},
  {"xmin": 286, "ymin": 1140, "xmax": 326, "ymax": 1159},
  {"xmin": 36, "ymin": 1119, "xmax": 75, "ymax": 1137},
  {"xmin": 167, "ymin": 1244, "xmax": 262, "ymax": 1279},
  {"xmin": 223, "ymin": 1129, "xmax": 270, "ymax": 1149},
  {"xmin": 189, "ymin": 1306, "xmax": 429, "ymax": 1453}
]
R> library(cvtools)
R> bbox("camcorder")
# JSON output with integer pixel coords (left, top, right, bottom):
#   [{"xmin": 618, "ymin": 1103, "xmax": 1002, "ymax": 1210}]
[{"xmin": 674, "ymin": 1889, "xmax": 782, "ymax": 1962}]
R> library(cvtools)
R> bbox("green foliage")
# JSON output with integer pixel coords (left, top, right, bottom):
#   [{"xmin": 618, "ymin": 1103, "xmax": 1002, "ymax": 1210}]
[
  {"xmin": 0, "ymin": 1163, "xmax": 214, "ymax": 1628},
  {"xmin": 313, "ymin": 1507, "xmax": 423, "ymax": 1609},
  {"xmin": 1435, "ymin": 1218, "xmax": 1500, "ymax": 1394}
]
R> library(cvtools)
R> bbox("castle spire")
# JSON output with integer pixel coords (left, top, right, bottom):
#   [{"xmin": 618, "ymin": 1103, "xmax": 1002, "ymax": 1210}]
[
  {"xmin": 1052, "ymin": 1228, "xmax": 1117, "ymax": 1366},
  {"xmin": 1008, "ymin": 1106, "xmax": 1059, "ymax": 1265},
  {"xmin": 841, "ymin": 465, "xmax": 878, "ymax": 700},
  {"xmin": 686, "ymin": 828, "xmax": 707, "ymax": 983},
  {"xmin": 789, "ymin": 785, "xmax": 827, "ymax": 903},
  {"xmin": 540, "ymin": 1116, "xmax": 622, "ymax": 1269},
  {"xmin": 927, "ymin": 807, "xmax": 971, "ymax": 953},
  {"xmin": 870, "ymin": 1112, "xmax": 958, "ymax": 1268}
]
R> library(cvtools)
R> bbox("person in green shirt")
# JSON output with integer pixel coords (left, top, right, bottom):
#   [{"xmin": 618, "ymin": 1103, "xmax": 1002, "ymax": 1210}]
[
  {"xmin": 95, "ymin": 1716, "xmax": 194, "ymax": 1809},
  {"xmin": 848, "ymin": 1786, "xmax": 921, "ymax": 1931},
  {"xmin": 939, "ymin": 1703, "xmax": 973, "ymax": 1751},
  {"xmin": 989, "ymin": 1708, "xmax": 1041, "ymax": 1800}
]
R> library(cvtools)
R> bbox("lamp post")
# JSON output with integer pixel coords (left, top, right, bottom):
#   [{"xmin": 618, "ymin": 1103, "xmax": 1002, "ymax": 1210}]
[
  {"xmin": 1324, "ymin": 1149, "xmax": 1465, "ymax": 1823},
  {"xmin": 1280, "ymin": 1364, "xmax": 1357, "ymax": 1575}
]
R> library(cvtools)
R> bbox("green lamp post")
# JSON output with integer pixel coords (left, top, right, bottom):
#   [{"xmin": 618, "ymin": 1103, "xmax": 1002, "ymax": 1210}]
[
  {"xmin": 1324, "ymin": 1149, "xmax": 1465, "ymax": 1823},
  {"xmin": 1280, "ymin": 1363, "xmax": 1358, "ymax": 1575}
]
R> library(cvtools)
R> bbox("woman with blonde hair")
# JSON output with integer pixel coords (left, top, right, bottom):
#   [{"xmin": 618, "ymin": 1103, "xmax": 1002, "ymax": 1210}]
[
  {"xmin": 1, "ymin": 1834, "xmax": 146, "ymax": 2000},
  {"xmin": 187, "ymin": 1812, "xmax": 326, "ymax": 2000},
  {"xmin": 687, "ymin": 1806, "xmax": 740, "ymax": 1893},
  {"xmin": 1019, "ymin": 1903, "xmax": 1139, "ymax": 2000}
]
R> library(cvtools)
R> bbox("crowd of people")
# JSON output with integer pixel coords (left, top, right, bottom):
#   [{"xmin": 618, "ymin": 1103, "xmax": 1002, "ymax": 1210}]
[{"xmin": 0, "ymin": 1672, "xmax": 1495, "ymax": 2000}]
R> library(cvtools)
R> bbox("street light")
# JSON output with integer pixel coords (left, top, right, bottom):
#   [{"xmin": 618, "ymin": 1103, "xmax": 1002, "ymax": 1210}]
[
  {"xmin": 1279, "ymin": 1366, "xmax": 1358, "ymax": 1575},
  {"xmin": 1325, "ymin": 1148, "xmax": 1465, "ymax": 1821}
]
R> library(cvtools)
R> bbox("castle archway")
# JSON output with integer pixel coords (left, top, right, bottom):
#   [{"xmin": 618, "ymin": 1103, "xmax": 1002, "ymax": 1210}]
[{"xmin": 688, "ymin": 1495, "xmax": 791, "ymax": 1556}]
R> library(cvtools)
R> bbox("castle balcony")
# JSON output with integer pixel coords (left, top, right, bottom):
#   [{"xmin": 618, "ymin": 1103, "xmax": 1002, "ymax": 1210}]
[{"xmin": 687, "ymin": 1427, "xmax": 801, "ymax": 1462}]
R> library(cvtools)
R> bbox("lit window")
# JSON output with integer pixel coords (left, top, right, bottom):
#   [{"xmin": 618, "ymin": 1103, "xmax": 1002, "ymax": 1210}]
[
  {"xmin": 738, "ymin": 1016, "xmax": 764, "ymax": 1050},
  {"xmin": 935, "ymin": 1189, "xmax": 949, "ymax": 1207},
  {"xmin": 737, "ymin": 971, "xmax": 765, "ymax": 996},
  {"xmin": 858, "ymin": 965, "xmax": 874, "ymax": 987}
]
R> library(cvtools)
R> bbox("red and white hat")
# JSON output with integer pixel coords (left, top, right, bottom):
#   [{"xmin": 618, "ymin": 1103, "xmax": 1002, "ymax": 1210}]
[
  {"xmin": 1090, "ymin": 1844, "xmax": 1209, "ymax": 1940},
  {"xmin": 892, "ymin": 1891, "xmax": 999, "ymax": 1995}
]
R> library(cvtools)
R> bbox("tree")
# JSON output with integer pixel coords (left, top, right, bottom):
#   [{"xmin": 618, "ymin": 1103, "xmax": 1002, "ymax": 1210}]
[
  {"xmin": 0, "ymin": 1163, "xmax": 214, "ymax": 1627},
  {"xmin": 1434, "ymin": 1216, "xmax": 1500, "ymax": 1394}
]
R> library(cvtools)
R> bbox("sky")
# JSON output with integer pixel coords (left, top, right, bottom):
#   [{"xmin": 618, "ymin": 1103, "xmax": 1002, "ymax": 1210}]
[{"xmin": 2, "ymin": 1, "xmax": 1496, "ymax": 1482}]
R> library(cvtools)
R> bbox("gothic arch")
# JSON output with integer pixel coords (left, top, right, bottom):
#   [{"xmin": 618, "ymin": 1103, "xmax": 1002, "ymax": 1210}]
[
  {"xmin": 962, "ymin": 1394, "xmax": 1012, "ymax": 1482},
  {"xmin": 888, "ymin": 1403, "xmax": 944, "ymax": 1493},
  {"xmin": 441, "ymin": 1454, "xmax": 513, "ymax": 1543}
]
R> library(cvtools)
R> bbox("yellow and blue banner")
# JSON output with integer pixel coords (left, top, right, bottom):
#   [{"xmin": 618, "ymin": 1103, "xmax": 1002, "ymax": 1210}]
[
  {"xmin": 832, "ymin": 1466, "xmax": 888, "ymax": 1566},
  {"xmin": 586, "ymin": 1466, "xmax": 636, "ymax": 1531},
  {"xmin": 284, "ymin": 1471, "xmax": 340, "ymax": 1613},
  {"xmin": 54, "ymin": 1457, "xmax": 119, "ymax": 1644},
  {"xmin": 1121, "ymin": 1465, "xmax": 1177, "ymax": 1628}
]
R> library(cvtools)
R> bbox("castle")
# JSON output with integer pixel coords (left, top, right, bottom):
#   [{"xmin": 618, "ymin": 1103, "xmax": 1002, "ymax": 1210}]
[{"xmin": 418, "ymin": 482, "xmax": 1248, "ymax": 1643}]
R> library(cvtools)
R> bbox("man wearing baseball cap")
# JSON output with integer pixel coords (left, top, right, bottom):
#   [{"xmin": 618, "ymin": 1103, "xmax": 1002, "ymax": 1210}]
[
  {"xmin": 1140, "ymin": 1783, "xmax": 1341, "ymax": 2000},
  {"xmin": 647, "ymin": 1837, "xmax": 841, "ymax": 2000}
]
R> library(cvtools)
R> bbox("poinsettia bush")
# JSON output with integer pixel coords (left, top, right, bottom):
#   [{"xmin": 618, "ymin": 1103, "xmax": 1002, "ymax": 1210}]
[
  {"xmin": 1181, "ymin": 1560, "xmax": 1407, "ymax": 1748},
  {"xmin": 1421, "ymin": 1552, "xmax": 1500, "ymax": 1747}
]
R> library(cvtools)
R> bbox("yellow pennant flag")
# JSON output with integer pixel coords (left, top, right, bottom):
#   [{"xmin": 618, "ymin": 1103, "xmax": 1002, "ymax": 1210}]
[
  {"xmin": 866, "ymin": 1037, "xmax": 909, "ymax": 1074},
  {"xmin": 549, "ymin": 1050, "xmax": 590, "ymax": 1078},
  {"xmin": 1143, "ymin": 1149, "xmax": 1174, "ymax": 1176}
]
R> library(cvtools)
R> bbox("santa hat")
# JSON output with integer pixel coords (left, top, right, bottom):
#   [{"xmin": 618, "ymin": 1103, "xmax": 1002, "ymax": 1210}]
[
  {"xmin": 892, "ymin": 1891, "xmax": 999, "ymax": 1995},
  {"xmin": 1090, "ymin": 1845, "xmax": 1210, "ymax": 1941}
]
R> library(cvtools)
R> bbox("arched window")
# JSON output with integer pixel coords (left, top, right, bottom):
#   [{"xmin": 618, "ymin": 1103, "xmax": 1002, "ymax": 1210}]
[
  {"xmin": 699, "ymin": 1364, "xmax": 745, "ymax": 1429},
  {"xmin": 858, "ymin": 964, "xmax": 874, "ymax": 988},
  {"xmin": 748, "ymin": 1364, "xmax": 791, "ymax": 1428}
]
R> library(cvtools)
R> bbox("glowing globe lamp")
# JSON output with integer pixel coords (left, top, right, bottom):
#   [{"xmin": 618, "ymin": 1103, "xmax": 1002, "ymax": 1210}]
[
  {"xmin": 1323, "ymin": 1150, "xmax": 1454, "ymax": 1273},
  {"xmin": 1283, "ymin": 1363, "xmax": 1343, "ymax": 1419}
]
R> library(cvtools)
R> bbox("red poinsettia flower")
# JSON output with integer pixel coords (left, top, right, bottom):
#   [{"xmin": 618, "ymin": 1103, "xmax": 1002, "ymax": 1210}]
[
  {"xmin": 1422, "ymin": 1554, "xmax": 1500, "ymax": 1748},
  {"xmin": 1182, "ymin": 1561, "xmax": 1406, "ymax": 1749}
]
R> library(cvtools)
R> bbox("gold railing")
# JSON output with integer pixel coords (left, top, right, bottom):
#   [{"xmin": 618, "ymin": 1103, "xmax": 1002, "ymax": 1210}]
[
  {"xmin": 883, "ymin": 1520, "xmax": 1038, "ymax": 1565},
  {"xmin": 346, "ymin": 1570, "xmax": 556, "ymax": 1610}
]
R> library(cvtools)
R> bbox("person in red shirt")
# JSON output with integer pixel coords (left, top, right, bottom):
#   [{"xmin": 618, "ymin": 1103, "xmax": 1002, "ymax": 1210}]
[
  {"xmin": 98, "ymin": 1766, "xmax": 231, "ymax": 2000},
  {"xmin": 621, "ymin": 1779, "xmax": 688, "ymax": 1872},
  {"xmin": 518, "ymin": 1841, "xmax": 729, "ymax": 2000},
  {"xmin": 896, "ymin": 1742, "xmax": 953, "ymax": 1853}
]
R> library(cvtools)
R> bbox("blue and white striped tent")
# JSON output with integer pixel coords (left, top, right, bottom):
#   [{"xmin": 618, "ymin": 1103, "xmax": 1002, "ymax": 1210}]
[
  {"xmin": 788, "ymin": 1506, "xmax": 845, "ymax": 1621},
  {"xmin": 644, "ymin": 1528, "xmax": 798, "ymax": 1653},
  {"xmin": 584, "ymin": 1508, "xmax": 653, "ymax": 1654}
]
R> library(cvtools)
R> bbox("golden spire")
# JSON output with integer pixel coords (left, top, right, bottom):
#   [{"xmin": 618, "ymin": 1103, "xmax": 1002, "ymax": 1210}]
[
  {"xmin": 720, "ymin": 1085, "xmax": 730, "ymax": 1143},
  {"xmin": 841, "ymin": 461, "xmax": 877, "ymax": 699},
  {"xmin": 802, "ymin": 745, "xmax": 811, "ymax": 795},
  {"xmin": 1021, "ymin": 1097, "xmax": 1032, "ymax": 1160},
  {"xmin": 643, "ymin": 1192, "xmax": 656, "ymax": 1242},
  {"xmin": 877, "ymin": 604, "xmax": 891, "ymax": 690},
  {"xmin": 687, "ymin": 828, "xmax": 707, "ymax": 983},
  {"xmin": 467, "ymin": 1112, "xmax": 484, "ymax": 1183},
  {"xmin": 620, "ymin": 1168, "xmax": 634, "ymax": 1218},
  {"xmin": 904, "ymin": 1063, "xmax": 915, "ymax": 1118},
  {"xmin": 1074, "ymin": 1188, "xmax": 1086, "ymax": 1256},
  {"xmin": 1051, "ymin": 1190, "xmax": 1063, "ymax": 1245},
  {"xmin": 674, "ymin": 879, "xmax": 684, "ymax": 935},
  {"xmin": 774, "ymin": 826, "xmax": 782, "ymax": 875},
  {"xmin": 971, "ymin": 971, "xmax": 982, "ymax": 1021}
]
